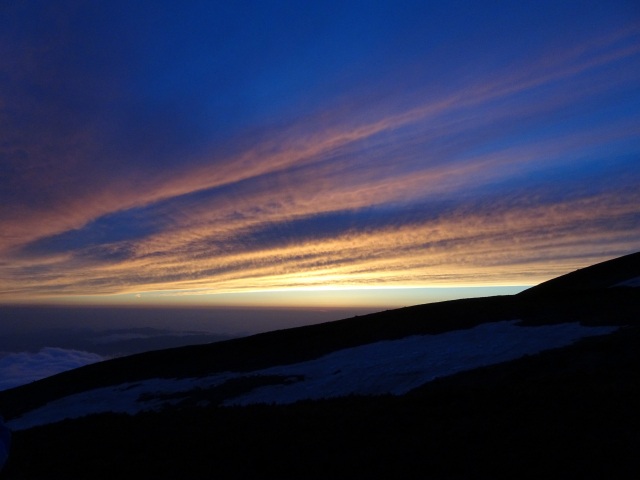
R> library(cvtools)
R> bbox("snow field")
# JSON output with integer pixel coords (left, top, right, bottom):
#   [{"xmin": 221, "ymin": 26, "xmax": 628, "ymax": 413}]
[{"xmin": 7, "ymin": 320, "xmax": 617, "ymax": 431}]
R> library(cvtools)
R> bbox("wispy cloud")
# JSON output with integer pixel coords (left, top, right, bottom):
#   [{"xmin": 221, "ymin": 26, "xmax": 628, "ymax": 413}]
[
  {"xmin": 1, "ymin": 9, "xmax": 639, "ymax": 304},
  {"xmin": 3, "ymin": 185, "xmax": 638, "ymax": 300}
]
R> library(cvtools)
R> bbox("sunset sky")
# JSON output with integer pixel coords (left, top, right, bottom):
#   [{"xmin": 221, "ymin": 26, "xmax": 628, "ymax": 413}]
[{"xmin": 2, "ymin": 0, "xmax": 639, "ymax": 309}]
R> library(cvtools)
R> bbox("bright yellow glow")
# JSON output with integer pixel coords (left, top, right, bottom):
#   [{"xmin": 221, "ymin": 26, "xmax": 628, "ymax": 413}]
[{"xmin": 1, "ymin": 26, "xmax": 639, "ymax": 306}]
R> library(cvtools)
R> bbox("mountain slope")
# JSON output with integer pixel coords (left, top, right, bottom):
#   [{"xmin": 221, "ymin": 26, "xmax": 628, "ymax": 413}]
[
  {"xmin": 520, "ymin": 251, "xmax": 640, "ymax": 294},
  {"xmin": 1, "ymin": 253, "xmax": 639, "ymax": 420},
  {"xmin": 2, "ymin": 286, "xmax": 638, "ymax": 422},
  {"xmin": 1, "ymin": 251, "xmax": 639, "ymax": 478},
  {"xmin": 4, "ymin": 318, "xmax": 640, "ymax": 479}
]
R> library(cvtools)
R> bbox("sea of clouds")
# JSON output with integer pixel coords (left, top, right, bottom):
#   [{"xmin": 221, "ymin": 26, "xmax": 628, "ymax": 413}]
[{"xmin": 0, "ymin": 348, "xmax": 104, "ymax": 391}]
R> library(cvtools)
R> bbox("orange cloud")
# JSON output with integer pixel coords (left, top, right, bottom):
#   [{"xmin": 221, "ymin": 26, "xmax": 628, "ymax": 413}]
[
  {"xmin": 1, "ymin": 25, "xmax": 639, "ymax": 303},
  {"xmin": 2, "ymin": 185, "xmax": 638, "ymax": 302}
]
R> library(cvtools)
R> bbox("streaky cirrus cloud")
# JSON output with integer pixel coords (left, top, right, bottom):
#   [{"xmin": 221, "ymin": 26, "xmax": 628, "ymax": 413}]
[
  {"xmin": 0, "ymin": 2, "xmax": 639, "ymax": 305},
  {"xmin": 2, "ymin": 14, "xmax": 637, "ymax": 249}
]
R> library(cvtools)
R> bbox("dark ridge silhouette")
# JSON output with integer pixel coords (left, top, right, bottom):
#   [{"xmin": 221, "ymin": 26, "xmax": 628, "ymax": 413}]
[
  {"xmin": 0, "ymin": 251, "xmax": 639, "ymax": 478},
  {"xmin": 3, "ymin": 320, "xmax": 640, "ymax": 479},
  {"xmin": 1, "ymin": 251, "xmax": 639, "ymax": 419},
  {"xmin": 520, "ymin": 251, "xmax": 640, "ymax": 295}
]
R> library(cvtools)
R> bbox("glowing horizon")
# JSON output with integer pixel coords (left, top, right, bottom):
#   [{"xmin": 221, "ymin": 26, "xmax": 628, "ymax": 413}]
[
  {"xmin": 1, "ymin": 2, "xmax": 638, "ymax": 308},
  {"xmin": 6, "ymin": 285, "xmax": 530, "ymax": 311}
]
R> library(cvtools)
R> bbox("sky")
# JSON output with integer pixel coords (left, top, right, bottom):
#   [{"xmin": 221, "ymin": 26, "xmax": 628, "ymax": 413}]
[{"xmin": 1, "ymin": 0, "xmax": 639, "ymax": 311}]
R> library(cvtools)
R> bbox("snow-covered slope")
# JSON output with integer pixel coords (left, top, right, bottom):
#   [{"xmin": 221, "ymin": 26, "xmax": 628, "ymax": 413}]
[
  {"xmin": 1, "ymin": 252, "xmax": 638, "ymax": 479},
  {"xmin": 7, "ymin": 320, "xmax": 616, "ymax": 431},
  {"xmin": 615, "ymin": 276, "xmax": 640, "ymax": 287}
]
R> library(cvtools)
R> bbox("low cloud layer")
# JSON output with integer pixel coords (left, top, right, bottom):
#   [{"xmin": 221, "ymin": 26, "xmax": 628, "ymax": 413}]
[
  {"xmin": 0, "ymin": 318, "xmax": 236, "ymax": 360},
  {"xmin": 0, "ymin": 348, "xmax": 104, "ymax": 391}
]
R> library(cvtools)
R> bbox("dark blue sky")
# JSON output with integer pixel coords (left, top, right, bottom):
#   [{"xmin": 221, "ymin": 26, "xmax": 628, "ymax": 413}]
[{"xmin": 1, "ymin": 0, "xmax": 639, "ymax": 307}]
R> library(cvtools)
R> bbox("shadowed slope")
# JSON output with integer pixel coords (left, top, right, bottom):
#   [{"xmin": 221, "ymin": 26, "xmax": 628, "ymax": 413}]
[
  {"xmin": 0, "ymin": 252, "xmax": 638, "ymax": 420},
  {"xmin": 1, "ymin": 252, "xmax": 640, "ymax": 478},
  {"xmin": 3, "ymin": 317, "xmax": 640, "ymax": 479},
  {"xmin": 520, "ymin": 251, "xmax": 640, "ymax": 294},
  {"xmin": 0, "ymin": 295, "xmax": 520, "ymax": 419}
]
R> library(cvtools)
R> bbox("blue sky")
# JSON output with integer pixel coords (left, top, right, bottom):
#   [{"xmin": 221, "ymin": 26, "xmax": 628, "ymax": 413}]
[{"xmin": 1, "ymin": 0, "xmax": 639, "ymax": 308}]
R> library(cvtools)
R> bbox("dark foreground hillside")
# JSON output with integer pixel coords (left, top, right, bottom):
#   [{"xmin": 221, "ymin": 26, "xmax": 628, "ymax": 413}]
[
  {"xmin": 2, "ymin": 325, "xmax": 639, "ymax": 479},
  {"xmin": 1, "ymin": 252, "xmax": 639, "ymax": 479},
  {"xmin": 1, "ymin": 288, "xmax": 637, "ymax": 421}
]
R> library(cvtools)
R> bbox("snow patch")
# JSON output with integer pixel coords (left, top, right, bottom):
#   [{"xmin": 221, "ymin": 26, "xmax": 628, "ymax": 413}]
[
  {"xmin": 225, "ymin": 320, "xmax": 617, "ymax": 406},
  {"xmin": 613, "ymin": 276, "xmax": 640, "ymax": 287},
  {"xmin": 7, "ymin": 374, "xmax": 236, "ymax": 431},
  {"xmin": 7, "ymin": 321, "xmax": 617, "ymax": 431}
]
